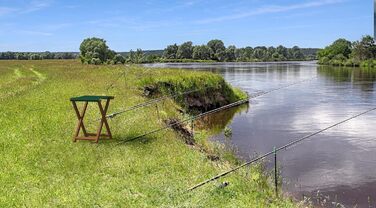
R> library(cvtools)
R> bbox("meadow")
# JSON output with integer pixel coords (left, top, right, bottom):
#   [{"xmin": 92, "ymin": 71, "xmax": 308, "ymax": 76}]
[{"xmin": 0, "ymin": 60, "xmax": 296, "ymax": 207}]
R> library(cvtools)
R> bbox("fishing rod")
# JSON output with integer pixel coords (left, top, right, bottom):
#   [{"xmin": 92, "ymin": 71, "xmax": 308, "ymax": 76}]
[
  {"xmin": 105, "ymin": 76, "xmax": 317, "ymax": 120},
  {"xmin": 104, "ymin": 85, "xmax": 218, "ymax": 119},
  {"xmin": 187, "ymin": 106, "xmax": 376, "ymax": 191},
  {"xmin": 118, "ymin": 76, "xmax": 317, "ymax": 144},
  {"xmin": 118, "ymin": 98, "xmax": 249, "ymax": 144}
]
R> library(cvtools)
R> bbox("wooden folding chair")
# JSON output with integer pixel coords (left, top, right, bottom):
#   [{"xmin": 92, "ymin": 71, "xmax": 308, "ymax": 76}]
[{"xmin": 70, "ymin": 95, "xmax": 114, "ymax": 143}]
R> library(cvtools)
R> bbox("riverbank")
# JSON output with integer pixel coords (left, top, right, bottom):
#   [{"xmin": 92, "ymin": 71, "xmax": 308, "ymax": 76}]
[
  {"xmin": 0, "ymin": 60, "xmax": 296, "ymax": 207},
  {"xmin": 318, "ymin": 58, "xmax": 376, "ymax": 68}
]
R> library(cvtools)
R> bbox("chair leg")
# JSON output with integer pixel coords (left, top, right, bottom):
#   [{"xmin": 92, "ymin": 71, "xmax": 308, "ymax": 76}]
[
  {"xmin": 72, "ymin": 101, "xmax": 88, "ymax": 142},
  {"xmin": 102, "ymin": 99, "xmax": 113, "ymax": 139},
  {"xmin": 95, "ymin": 101, "xmax": 106, "ymax": 143}
]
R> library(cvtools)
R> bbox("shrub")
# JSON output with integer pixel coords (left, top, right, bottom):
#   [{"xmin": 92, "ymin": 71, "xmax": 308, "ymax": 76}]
[
  {"xmin": 113, "ymin": 54, "xmax": 125, "ymax": 64},
  {"xmin": 90, "ymin": 58, "xmax": 102, "ymax": 65}
]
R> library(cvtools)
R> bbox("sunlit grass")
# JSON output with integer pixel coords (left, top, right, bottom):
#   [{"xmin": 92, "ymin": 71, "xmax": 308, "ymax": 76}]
[{"xmin": 0, "ymin": 60, "xmax": 296, "ymax": 207}]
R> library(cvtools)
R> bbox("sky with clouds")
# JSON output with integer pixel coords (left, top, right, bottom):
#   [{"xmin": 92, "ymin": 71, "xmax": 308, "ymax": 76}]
[{"xmin": 0, "ymin": 0, "xmax": 373, "ymax": 51}]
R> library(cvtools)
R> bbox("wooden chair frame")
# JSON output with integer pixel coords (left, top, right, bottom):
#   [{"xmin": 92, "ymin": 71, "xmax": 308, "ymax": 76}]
[{"xmin": 71, "ymin": 98, "xmax": 113, "ymax": 143}]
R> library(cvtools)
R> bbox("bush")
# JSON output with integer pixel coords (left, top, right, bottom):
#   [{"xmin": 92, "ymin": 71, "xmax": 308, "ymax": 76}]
[
  {"xmin": 90, "ymin": 58, "xmax": 102, "ymax": 65},
  {"xmin": 318, "ymin": 57, "xmax": 330, "ymax": 65},
  {"xmin": 113, "ymin": 54, "xmax": 125, "ymax": 64},
  {"xmin": 344, "ymin": 59, "xmax": 360, "ymax": 67}
]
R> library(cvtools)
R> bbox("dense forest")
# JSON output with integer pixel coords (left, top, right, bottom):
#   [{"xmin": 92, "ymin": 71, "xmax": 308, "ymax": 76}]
[{"xmin": 318, "ymin": 35, "xmax": 376, "ymax": 67}]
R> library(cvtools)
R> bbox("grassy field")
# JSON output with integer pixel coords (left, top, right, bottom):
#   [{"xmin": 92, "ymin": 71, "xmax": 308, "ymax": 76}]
[{"xmin": 0, "ymin": 60, "xmax": 296, "ymax": 207}]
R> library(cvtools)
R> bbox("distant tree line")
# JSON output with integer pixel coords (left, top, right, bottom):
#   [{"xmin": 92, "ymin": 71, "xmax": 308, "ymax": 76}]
[
  {"xmin": 0, "ymin": 37, "xmax": 317, "ymax": 64},
  {"xmin": 162, "ymin": 39, "xmax": 315, "ymax": 62},
  {"xmin": 0, "ymin": 51, "xmax": 77, "ymax": 60},
  {"xmin": 318, "ymin": 35, "xmax": 376, "ymax": 67},
  {"xmin": 78, "ymin": 37, "xmax": 317, "ymax": 65}
]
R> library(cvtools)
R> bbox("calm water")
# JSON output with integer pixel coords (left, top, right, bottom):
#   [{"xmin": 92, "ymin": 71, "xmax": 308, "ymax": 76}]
[{"xmin": 145, "ymin": 62, "xmax": 376, "ymax": 207}]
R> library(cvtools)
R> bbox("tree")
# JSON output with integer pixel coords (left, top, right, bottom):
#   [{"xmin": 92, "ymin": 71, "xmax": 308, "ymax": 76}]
[
  {"xmin": 163, "ymin": 44, "xmax": 178, "ymax": 59},
  {"xmin": 42, "ymin": 51, "xmax": 55, "ymax": 59},
  {"xmin": 207, "ymin": 39, "xmax": 225, "ymax": 60},
  {"xmin": 79, "ymin": 37, "xmax": 113, "ymax": 64},
  {"xmin": 225, "ymin": 45, "xmax": 236, "ymax": 61},
  {"xmin": 253, "ymin": 47, "xmax": 267, "ymax": 60},
  {"xmin": 126, "ymin": 49, "xmax": 145, "ymax": 64},
  {"xmin": 0, "ymin": 51, "xmax": 15, "ymax": 59},
  {"xmin": 276, "ymin": 45, "xmax": 288, "ymax": 60},
  {"xmin": 216, "ymin": 49, "xmax": 226, "ymax": 62},
  {"xmin": 272, "ymin": 52, "xmax": 281, "ymax": 61},
  {"xmin": 352, "ymin": 35, "xmax": 376, "ymax": 60},
  {"xmin": 135, "ymin": 49, "xmax": 144, "ymax": 63},
  {"xmin": 192, "ymin": 45, "xmax": 211, "ymax": 60},
  {"xmin": 318, "ymin": 38, "xmax": 352, "ymax": 60},
  {"xmin": 244, "ymin": 47, "xmax": 253, "ymax": 59},
  {"xmin": 113, "ymin": 54, "xmax": 125, "ymax": 64},
  {"xmin": 16, "ymin": 53, "xmax": 29, "ymax": 60},
  {"xmin": 176, "ymin": 41, "xmax": 193, "ymax": 59},
  {"xmin": 266, "ymin": 47, "xmax": 276, "ymax": 60},
  {"xmin": 289, "ymin": 46, "xmax": 304, "ymax": 60},
  {"xmin": 30, "ymin": 53, "xmax": 42, "ymax": 60},
  {"xmin": 143, "ymin": 54, "xmax": 160, "ymax": 63}
]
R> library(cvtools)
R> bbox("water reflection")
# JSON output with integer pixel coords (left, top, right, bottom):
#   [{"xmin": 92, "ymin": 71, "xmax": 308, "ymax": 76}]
[
  {"xmin": 145, "ymin": 62, "xmax": 376, "ymax": 207},
  {"xmin": 195, "ymin": 103, "xmax": 249, "ymax": 135}
]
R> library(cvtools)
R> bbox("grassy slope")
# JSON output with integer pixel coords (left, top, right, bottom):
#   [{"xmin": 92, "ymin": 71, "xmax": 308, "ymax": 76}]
[{"xmin": 0, "ymin": 60, "xmax": 296, "ymax": 207}]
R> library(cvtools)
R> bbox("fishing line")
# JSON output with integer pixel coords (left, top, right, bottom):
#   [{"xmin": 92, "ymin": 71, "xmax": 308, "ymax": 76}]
[
  {"xmin": 105, "ymin": 76, "xmax": 317, "ymax": 120},
  {"xmin": 117, "ymin": 76, "xmax": 317, "ymax": 144},
  {"xmin": 186, "ymin": 106, "xmax": 376, "ymax": 191}
]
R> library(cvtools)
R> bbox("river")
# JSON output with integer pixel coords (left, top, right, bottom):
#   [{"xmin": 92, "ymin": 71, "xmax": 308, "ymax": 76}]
[{"xmin": 144, "ymin": 62, "xmax": 376, "ymax": 207}]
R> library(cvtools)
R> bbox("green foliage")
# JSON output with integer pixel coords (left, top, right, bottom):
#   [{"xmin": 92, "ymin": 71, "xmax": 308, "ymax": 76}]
[
  {"xmin": 163, "ymin": 44, "xmax": 178, "ymax": 59},
  {"xmin": 176, "ymin": 41, "xmax": 193, "ymax": 59},
  {"xmin": 235, "ymin": 47, "xmax": 253, "ymax": 61},
  {"xmin": 138, "ymin": 69, "xmax": 247, "ymax": 112},
  {"xmin": 318, "ymin": 38, "xmax": 352, "ymax": 60},
  {"xmin": 29, "ymin": 53, "xmax": 42, "ymax": 60},
  {"xmin": 318, "ymin": 35, "xmax": 376, "ymax": 68},
  {"xmin": 162, "ymin": 42, "xmax": 310, "ymax": 63},
  {"xmin": 207, "ymin": 39, "xmax": 226, "ymax": 61},
  {"xmin": 0, "ymin": 51, "xmax": 77, "ymax": 60},
  {"xmin": 192, "ymin": 45, "xmax": 211, "ymax": 60},
  {"xmin": 126, "ymin": 49, "xmax": 145, "ymax": 64},
  {"xmin": 113, "ymin": 54, "xmax": 125, "ymax": 64},
  {"xmin": 79, "ymin": 37, "xmax": 115, "ymax": 64},
  {"xmin": 253, "ymin": 47, "xmax": 267, "ymax": 60},
  {"xmin": 352, "ymin": 35, "xmax": 376, "ymax": 61},
  {"xmin": 224, "ymin": 126, "xmax": 232, "ymax": 138},
  {"xmin": 290, "ymin": 46, "xmax": 304, "ymax": 60},
  {"xmin": 225, "ymin": 45, "xmax": 236, "ymax": 62}
]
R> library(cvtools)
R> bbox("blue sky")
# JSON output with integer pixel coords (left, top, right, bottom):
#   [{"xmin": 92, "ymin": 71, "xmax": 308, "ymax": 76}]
[{"xmin": 0, "ymin": 0, "xmax": 373, "ymax": 52}]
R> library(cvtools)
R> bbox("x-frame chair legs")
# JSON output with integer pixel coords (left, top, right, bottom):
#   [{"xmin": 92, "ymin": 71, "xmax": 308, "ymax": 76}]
[{"xmin": 71, "ymin": 99, "xmax": 112, "ymax": 143}]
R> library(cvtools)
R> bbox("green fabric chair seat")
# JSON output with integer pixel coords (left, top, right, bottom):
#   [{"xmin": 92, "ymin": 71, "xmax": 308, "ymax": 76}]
[{"xmin": 70, "ymin": 95, "xmax": 114, "ymax": 102}]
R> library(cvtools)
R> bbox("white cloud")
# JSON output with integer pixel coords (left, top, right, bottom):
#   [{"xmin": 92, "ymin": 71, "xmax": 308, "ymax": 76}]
[
  {"xmin": 195, "ymin": 0, "xmax": 345, "ymax": 24},
  {"xmin": 290, "ymin": 105, "xmax": 376, "ymax": 150}
]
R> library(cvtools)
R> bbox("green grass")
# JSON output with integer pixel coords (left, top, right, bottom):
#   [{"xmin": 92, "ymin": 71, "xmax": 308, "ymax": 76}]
[
  {"xmin": 139, "ymin": 68, "xmax": 247, "ymax": 113},
  {"xmin": 0, "ymin": 60, "xmax": 296, "ymax": 207}
]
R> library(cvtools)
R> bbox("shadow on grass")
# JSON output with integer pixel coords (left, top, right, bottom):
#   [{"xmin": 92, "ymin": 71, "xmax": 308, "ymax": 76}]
[{"xmin": 110, "ymin": 132, "xmax": 160, "ymax": 146}]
